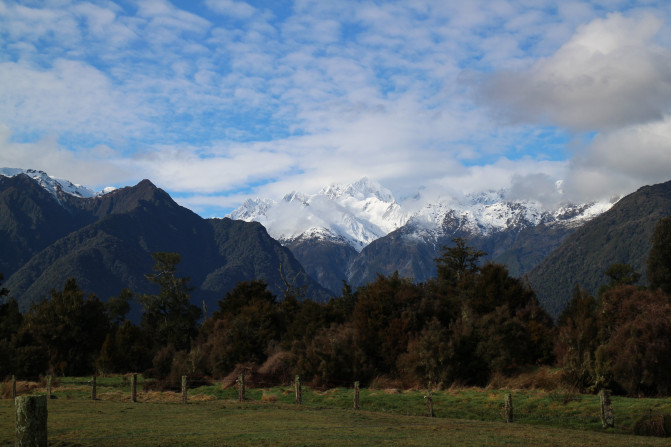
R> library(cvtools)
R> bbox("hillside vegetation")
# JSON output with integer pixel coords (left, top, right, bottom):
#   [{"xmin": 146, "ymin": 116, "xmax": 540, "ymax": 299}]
[{"xmin": 528, "ymin": 180, "xmax": 671, "ymax": 318}]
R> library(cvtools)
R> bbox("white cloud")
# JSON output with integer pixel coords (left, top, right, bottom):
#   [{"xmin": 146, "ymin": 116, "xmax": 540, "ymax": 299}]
[
  {"xmin": 0, "ymin": 124, "xmax": 132, "ymax": 188},
  {"xmin": 204, "ymin": 0, "xmax": 257, "ymax": 19},
  {"xmin": 0, "ymin": 59, "xmax": 151, "ymax": 137},
  {"xmin": 1, "ymin": 1, "xmax": 671, "ymax": 217},
  {"xmin": 564, "ymin": 116, "xmax": 671, "ymax": 201},
  {"xmin": 480, "ymin": 12, "xmax": 671, "ymax": 131}
]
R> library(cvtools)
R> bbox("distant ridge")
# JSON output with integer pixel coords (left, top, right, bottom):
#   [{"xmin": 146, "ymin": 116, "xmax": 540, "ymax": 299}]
[
  {"xmin": 231, "ymin": 178, "xmax": 615, "ymax": 294},
  {"xmin": 0, "ymin": 170, "xmax": 328, "ymax": 315},
  {"xmin": 527, "ymin": 179, "xmax": 671, "ymax": 319}
]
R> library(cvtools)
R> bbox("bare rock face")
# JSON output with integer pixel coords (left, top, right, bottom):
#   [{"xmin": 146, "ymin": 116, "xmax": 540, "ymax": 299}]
[{"xmin": 15, "ymin": 394, "xmax": 48, "ymax": 447}]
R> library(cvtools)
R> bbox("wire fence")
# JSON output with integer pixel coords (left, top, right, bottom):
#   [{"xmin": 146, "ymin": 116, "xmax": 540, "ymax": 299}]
[{"xmin": 4, "ymin": 372, "xmax": 671, "ymax": 443}]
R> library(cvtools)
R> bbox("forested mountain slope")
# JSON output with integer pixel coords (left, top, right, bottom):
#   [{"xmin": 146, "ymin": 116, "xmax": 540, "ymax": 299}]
[
  {"xmin": 1, "ymin": 174, "xmax": 327, "ymax": 313},
  {"xmin": 527, "ymin": 180, "xmax": 671, "ymax": 318}
]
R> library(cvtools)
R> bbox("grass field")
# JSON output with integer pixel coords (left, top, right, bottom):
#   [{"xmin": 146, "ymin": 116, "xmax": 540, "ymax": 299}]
[{"xmin": 2, "ymin": 377, "xmax": 671, "ymax": 446}]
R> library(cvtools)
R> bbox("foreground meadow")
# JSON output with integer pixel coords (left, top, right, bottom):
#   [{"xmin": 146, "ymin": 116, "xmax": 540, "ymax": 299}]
[{"xmin": 2, "ymin": 377, "xmax": 670, "ymax": 446}]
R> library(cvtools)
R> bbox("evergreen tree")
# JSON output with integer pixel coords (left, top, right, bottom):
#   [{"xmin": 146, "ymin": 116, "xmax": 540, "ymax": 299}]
[
  {"xmin": 21, "ymin": 278, "xmax": 109, "ymax": 375},
  {"xmin": 555, "ymin": 286, "xmax": 599, "ymax": 390},
  {"xmin": 435, "ymin": 238, "xmax": 486, "ymax": 285},
  {"xmin": 139, "ymin": 252, "xmax": 201, "ymax": 352},
  {"xmin": 204, "ymin": 280, "xmax": 283, "ymax": 376},
  {"xmin": 106, "ymin": 288, "xmax": 133, "ymax": 328}
]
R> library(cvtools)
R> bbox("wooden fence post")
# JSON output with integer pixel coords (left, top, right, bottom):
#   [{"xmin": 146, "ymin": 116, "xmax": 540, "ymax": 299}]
[
  {"xmin": 181, "ymin": 375, "xmax": 188, "ymax": 404},
  {"xmin": 295, "ymin": 375, "xmax": 302, "ymax": 405},
  {"xmin": 131, "ymin": 374, "xmax": 137, "ymax": 403},
  {"xmin": 425, "ymin": 387, "xmax": 434, "ymax": 418},
  {"xmin": 15, "ymin": 394, "xmax": 48, "ymax": 447},
  {"xmin": 354, "ymin": 381, "xmax": 360, "ymax": 410},
  {"xmin": 46, "ymin": 375, "xmax": 52, "ymax": 400},
  {"xmin": 504, "ymin": 392, "xmax": 513, "ymax": 423},
  {"xmin": 12, "ymin": 375, "xmax": 17, "ymax": 399},
  {"xmin": 599, "ymin": 389, "xmax": 614, "ymax": 428},
  {"xmin": 91, "ymin": 376, "xmax": 97, "ymax": 401},
  {"xmin": 238, "ymin": 372, "xmax": 245, "ymax": 402}
]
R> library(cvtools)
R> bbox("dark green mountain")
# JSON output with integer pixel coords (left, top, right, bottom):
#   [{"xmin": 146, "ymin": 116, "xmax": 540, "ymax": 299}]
[
  {"xmin": 1, "ymin": 175, "xmax": 328, "ymax": 314},
  {"xmin": 0, "ymin": 175, "xmax": 90, "ymax": 277},
  {"xmin": 282, "ymin": 237, "xmax": 358, "ymax": 295},
  {"xmin": 346, "ymin": 216, "xmax": 574, "ymax": 289},
  {"xmin": 527, "ymin": 180, "xmax": 671, "ymax": 319}
]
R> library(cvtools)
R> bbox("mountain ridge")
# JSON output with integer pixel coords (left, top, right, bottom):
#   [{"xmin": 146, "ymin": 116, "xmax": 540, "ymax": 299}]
[
  {"xmin": 527, "ymin": 179, "xmax": 671, "ymax": 318},
  {"xmin": 7, "ymin": 167, "xmax": 665, "ymax": 321},
  {"xmin": 230, "ymin": 178, "xmax": 616, "ymax": 293},
  {"xmin": 0, "ymin": 171, "xmax": 329, "ymax": 315}
]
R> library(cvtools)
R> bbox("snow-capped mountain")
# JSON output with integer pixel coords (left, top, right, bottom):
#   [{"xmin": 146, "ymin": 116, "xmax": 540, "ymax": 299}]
[
  {"xmin": 230, "ymin": 178, "xmax": 615, "ymax": 251},
  {"xmin": 0, "ymin": 168, "xmax": 114, "ymax": 201},
  {"xmin": 406, "ymin": 191, "xmax": 614, "ymax": 243},
  {"xmin": 229, "ymin": 178, "xmax": 410, "ymax": 251},
  {"xmin": 229, "ymin": 178, "xmax": 617, "ymax": 294}
]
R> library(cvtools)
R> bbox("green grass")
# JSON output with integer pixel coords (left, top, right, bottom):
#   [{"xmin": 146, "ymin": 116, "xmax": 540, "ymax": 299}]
[
  {"xmin": 2, "ymin": 398, "xmax": 670, "ymax": 447},
  {"xmin": 3, "ymin": 377, "xmax": 671, "ymax": 445}
]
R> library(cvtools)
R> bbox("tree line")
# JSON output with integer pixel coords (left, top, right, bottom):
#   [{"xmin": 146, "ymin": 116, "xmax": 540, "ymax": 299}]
[{"xmin": 2, "ymin": 217, "xmax": 671, "ymax": 396}]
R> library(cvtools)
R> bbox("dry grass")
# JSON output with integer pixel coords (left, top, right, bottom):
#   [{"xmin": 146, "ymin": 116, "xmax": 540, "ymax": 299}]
[
  {"xmin": 369, "ymin": 376, "xmax": 411, "ymax": 390},
  {"xmin": 261, "ymin": 391, "xmax": 278, "ymax": 402},
  {"xmin": 0, "ymin": 379, "xmax": 43, "ymax": 399},
  {"xmin": 486, "ymin": 367, "xmax": 564, "ymax": 391}
]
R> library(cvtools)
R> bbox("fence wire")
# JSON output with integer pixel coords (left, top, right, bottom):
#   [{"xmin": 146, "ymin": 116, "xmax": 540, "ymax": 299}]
[{"xmin": 4, "ymin": 373, "xmax": 671, "ymax": 443}]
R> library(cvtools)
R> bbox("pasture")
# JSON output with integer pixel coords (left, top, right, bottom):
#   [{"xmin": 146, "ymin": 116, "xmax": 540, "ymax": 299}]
[{"xmin": 2, "ymin": 377, "xmax": 671, "ymax": 446}]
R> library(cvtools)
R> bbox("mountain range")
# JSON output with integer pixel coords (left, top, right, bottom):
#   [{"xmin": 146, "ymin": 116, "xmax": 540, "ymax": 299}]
[
  {"xmin": 0, "ymin": 169, "xmax": 328, "ymax": 317},
  {"xmin": 3, "ymin": 168, "xmax": 671, "ymax": 320},
  {"xmin": 230, "ymin": 178, "xmax": 614, "ymax": 297}
]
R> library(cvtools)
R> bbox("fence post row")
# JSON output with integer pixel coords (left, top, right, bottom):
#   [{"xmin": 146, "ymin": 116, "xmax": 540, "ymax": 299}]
[
  {"xmin": 91, "ymin": 376, "xmax": 97, "ymax": 401},
  {"xmin": 504, "ymin": 392, "xmax": 513, "ymax": 423},
  {"xmin": 599, "ymin": 389, "xmax": 614, "ymax": 428},
  {"xmin": 131, "ymin": 374, "xmax": 137, "ymax": 403},
  {"xmin": 238, "ymin": 372, "xmax": 245, "ymax": 402},
  {"xmin": 354, "ymin": 381, "xmax": 360, "ymax": 410},
  {"xmin": 295, "ymin": 375, "xmax": 302, "ymax": 405},
  {"xmin": 15, "ymin": 394, "xmax": 48, "ymax": 447},
  {"xmin": 6, "ymin": 373, "xmax": 627, "ymax": 430}
]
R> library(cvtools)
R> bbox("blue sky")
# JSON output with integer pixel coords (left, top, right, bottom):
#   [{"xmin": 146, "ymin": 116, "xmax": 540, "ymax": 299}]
[{"xmin": 1, "ymin": 0, "xmax": 671, "ymax": 216}]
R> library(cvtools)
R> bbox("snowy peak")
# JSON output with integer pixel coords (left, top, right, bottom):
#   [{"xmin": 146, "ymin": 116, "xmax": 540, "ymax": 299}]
[
  {"xmin": 0, "ymin": 168, "xmax": 114, "ymax": 201},
  {"xmin": 229, "ymin": 178, "xmax": 617, "ymax": 253},
  {"xmin": 230, "ymin": 197, "xmax": 274, "ymax": 221},
  {"xmin": 229, "ymin": 178, "xmax": 411, "ymax": 251},
  {"xmin": 321, "ymin": 177, "xmax": 394, "ymax": 203},
  {"xmin": 408, "ymin": 190, "xmax": 615, "ymax": 240}
]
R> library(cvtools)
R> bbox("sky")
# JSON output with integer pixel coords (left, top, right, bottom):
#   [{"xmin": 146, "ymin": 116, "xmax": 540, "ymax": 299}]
[{"xmin": 1, "ymin": 0, "xmax": 671, "ymax": 216}]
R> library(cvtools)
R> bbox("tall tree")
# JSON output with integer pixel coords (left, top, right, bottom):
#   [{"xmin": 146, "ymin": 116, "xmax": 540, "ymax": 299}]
[
  {"xmin": 139, "ymin": 252, "xmax": 201, "ymax": 351},
  {"xmin": 555, "ymin": 286, "xmax": 599, "ymax": 391},
  {"xmin": 106, "ymin": 288, "xmax": 133, "ymax": 328},
  {"xmin": 21, "ymin": 278, "xmax": 109, "ymax": 375},
  {"xmin": 435, "ymin": 238, "xmax": 486, "ymax": 285},
  {"xmin": 352, "ymin": 272, "xmax": 423, "ymax": 377},
  {"xmin": 204, "ymin": 280, "xmax": 283, "ymax": 376},
  {"xmin": 647, "ymin": 217, "xmax": 671, "ymax": 293}
]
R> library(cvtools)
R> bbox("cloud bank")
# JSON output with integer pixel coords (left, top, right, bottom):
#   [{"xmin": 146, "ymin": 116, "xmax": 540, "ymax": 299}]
[{"xmin": 0, "ymin": 1, "xmax": 669, "ymax": 215}]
